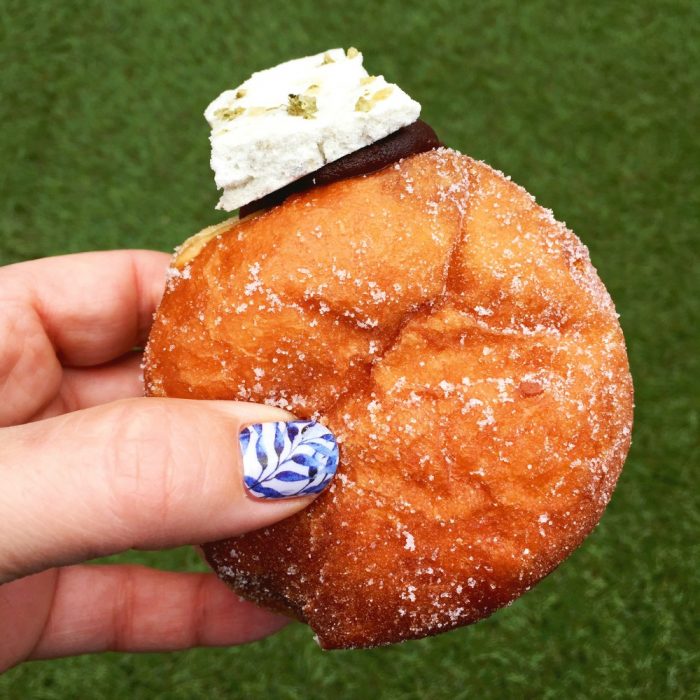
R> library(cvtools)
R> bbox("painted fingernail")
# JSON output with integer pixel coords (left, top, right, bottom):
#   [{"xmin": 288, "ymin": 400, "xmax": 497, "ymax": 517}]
[{"xmin": 240, "ymin": 420, "xmax": 339, "ymax": 499}]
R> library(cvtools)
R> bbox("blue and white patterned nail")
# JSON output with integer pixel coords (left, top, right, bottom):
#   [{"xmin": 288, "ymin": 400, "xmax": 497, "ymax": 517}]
[{"xmin": 240, "ymin": 420, "xmax": 339, "ymax": 499}]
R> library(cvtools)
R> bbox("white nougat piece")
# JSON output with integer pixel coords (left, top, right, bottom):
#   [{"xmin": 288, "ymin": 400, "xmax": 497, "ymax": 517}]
[{"xmin": 205, "ymin": 48, "xmax": 421, "ymax": 211}]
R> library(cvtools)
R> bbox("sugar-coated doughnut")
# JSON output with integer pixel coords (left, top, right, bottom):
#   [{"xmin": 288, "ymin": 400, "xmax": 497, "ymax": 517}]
[{"xmin": 144, "ymin": 149, "xmax": 633, "ymax": 649}]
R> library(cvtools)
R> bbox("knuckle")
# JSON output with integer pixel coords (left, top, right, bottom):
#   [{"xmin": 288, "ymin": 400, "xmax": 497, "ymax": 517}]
[
  {"xmin": 104, "ymin": 400, "xmax": 194, "ymax": 535},
  {"xmin": 0, "ymin": 302, "xmax": 59, "ymax": 426},
  {"xmin": 0, "ymin": 304, "xmax": 24, "ymax": 392},
  {"xmin": 190, "ymin": 573, "xmax": 210, "ymax": 648},
  {"xmin": 111, "ymin": 566, "xmax": 136, "ymax": 651}
]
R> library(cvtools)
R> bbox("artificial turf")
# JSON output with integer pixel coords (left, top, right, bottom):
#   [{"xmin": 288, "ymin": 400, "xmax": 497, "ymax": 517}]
[{"xmin": 1, "ymin": 0, "xmax": 698, "ymax": 697}]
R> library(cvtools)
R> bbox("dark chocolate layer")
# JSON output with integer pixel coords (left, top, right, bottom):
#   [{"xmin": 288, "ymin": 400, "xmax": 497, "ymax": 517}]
[{"xmin": 239, "ymin": 120, "xmax": 440, "ymax": 217}]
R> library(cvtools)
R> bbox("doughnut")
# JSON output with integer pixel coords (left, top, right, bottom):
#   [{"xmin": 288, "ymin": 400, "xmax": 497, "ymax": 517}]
[{"xmin": 144, "ymin": 148, "xmax": 633, "ymax": 649}]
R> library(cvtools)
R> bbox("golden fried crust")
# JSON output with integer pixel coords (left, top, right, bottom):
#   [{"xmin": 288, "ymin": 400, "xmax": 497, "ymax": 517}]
[{"xmin": 144, "ymin": 149, "xmax": 633, "ymax": 649}]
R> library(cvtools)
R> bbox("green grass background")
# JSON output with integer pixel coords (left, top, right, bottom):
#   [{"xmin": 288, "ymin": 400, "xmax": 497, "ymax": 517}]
[{"xmin": 1, "ymin": 0, "xmax": 698, "ymax": 697}]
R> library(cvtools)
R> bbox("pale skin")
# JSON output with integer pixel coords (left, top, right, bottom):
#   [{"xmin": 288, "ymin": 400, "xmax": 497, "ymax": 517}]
[{"xmin": 0, "ymin": 250, "xmax": 315, "ymax": 673}]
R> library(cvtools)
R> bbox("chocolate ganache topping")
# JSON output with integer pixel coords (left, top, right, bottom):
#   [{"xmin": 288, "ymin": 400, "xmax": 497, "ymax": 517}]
[{"xmin": 240, "ymin": 120, "xmax": 440, "ymax": 217}]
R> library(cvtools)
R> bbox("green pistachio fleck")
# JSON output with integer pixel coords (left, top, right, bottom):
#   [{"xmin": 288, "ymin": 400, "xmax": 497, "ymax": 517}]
[
  {"xmin": 235, "ymin": 89, "xmax": 247, "ymax": 99},
  {"xmin": 355, "ymin": 86, "xmax": 394, "ymax": 112},
  {"xmin": 306, "ymin": 83, "xmax": 321, "ymax": 96},
  {"xmin": 214, "ymin": 106, "xmax": 244, "ymax": 120},
  {"xmin": 346, "ymin": 47, "xmax": 360, "ymax": 59},
  {"xmin": 321, "ymin": 52, "xmax": 335, "ymax": 65},
  {"xmin": 287, "ymin": 93, "xmax": 318, "ymax": 119},
  {"xmin": 372, "ymin": 86, "xmax": 393, "ymax": 101},
  {"xmin": 360, "ymin": 75, "xmax": 377, "ymax": 86},
  {"xmin": 355, "ymin": 95, "xmax": 372, "ymax": 112}
]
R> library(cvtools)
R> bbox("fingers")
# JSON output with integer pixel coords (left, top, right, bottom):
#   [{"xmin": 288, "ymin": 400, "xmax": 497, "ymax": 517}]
[
  {"xmin": 0, "ymin": 250, "xmax": 170, "ymax": 367},
  {"xmin": 32, "ymin": 352, "xmax": 145, "ymax": 421},
  {"xmin": 0, "ymin": 250, "xmax": 169, "ymax": 424},
  {"xmin": 28, "ymin": 565, "xmax": 289, "ymax": 660},
  {"xmin": 0, "ymin": 398, "xmax": 336, "ymax": 582},
  {"xmin": 62, "ymin": 353, "xmax": 145, "ymax": 410}
]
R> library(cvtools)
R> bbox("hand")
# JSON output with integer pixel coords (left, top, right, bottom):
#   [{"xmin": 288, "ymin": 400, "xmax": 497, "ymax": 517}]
[{"xmin": 0, "ymin": 251, "xmax": 322, "ymax": 672}]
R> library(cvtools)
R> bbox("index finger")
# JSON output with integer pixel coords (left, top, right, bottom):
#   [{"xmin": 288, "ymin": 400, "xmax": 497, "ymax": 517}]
[{"xmin": 0, "ymin": 250, "xmax": 170, "ymax": 366}]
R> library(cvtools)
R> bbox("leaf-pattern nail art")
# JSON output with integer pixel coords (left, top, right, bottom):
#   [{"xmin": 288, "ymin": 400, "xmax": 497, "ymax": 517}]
[{"xmin": 240, "ymin": 420, "xmax": 339, "ymax": 499}]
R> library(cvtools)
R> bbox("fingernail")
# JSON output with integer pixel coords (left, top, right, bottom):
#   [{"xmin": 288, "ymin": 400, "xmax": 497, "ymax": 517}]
[{"xmin": 240, "ymin": 420, "xmax": 339, "ymax": 499}]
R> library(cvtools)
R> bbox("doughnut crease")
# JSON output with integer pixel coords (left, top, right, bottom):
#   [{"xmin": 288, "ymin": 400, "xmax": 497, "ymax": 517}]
[{"xmin": 144, "ymin": 149, "xmax": 633, "ymax": 649}]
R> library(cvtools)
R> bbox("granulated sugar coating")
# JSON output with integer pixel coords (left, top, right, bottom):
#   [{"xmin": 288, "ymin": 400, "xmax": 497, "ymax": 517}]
[{"xmin": 144, "ymin": 149, "xmax": 633, "ymax": 649}]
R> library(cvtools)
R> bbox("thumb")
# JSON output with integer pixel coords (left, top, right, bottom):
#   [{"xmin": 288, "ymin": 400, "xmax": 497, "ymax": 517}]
[{"xmin": 0, "ymin": 398, "xmax": 338, "ymax": 582}]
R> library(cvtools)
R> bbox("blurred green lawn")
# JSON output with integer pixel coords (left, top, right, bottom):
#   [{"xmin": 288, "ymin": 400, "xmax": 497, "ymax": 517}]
[{"xmin": 1, "ymin": 0, "xmax": 698, "ymax": 697}]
